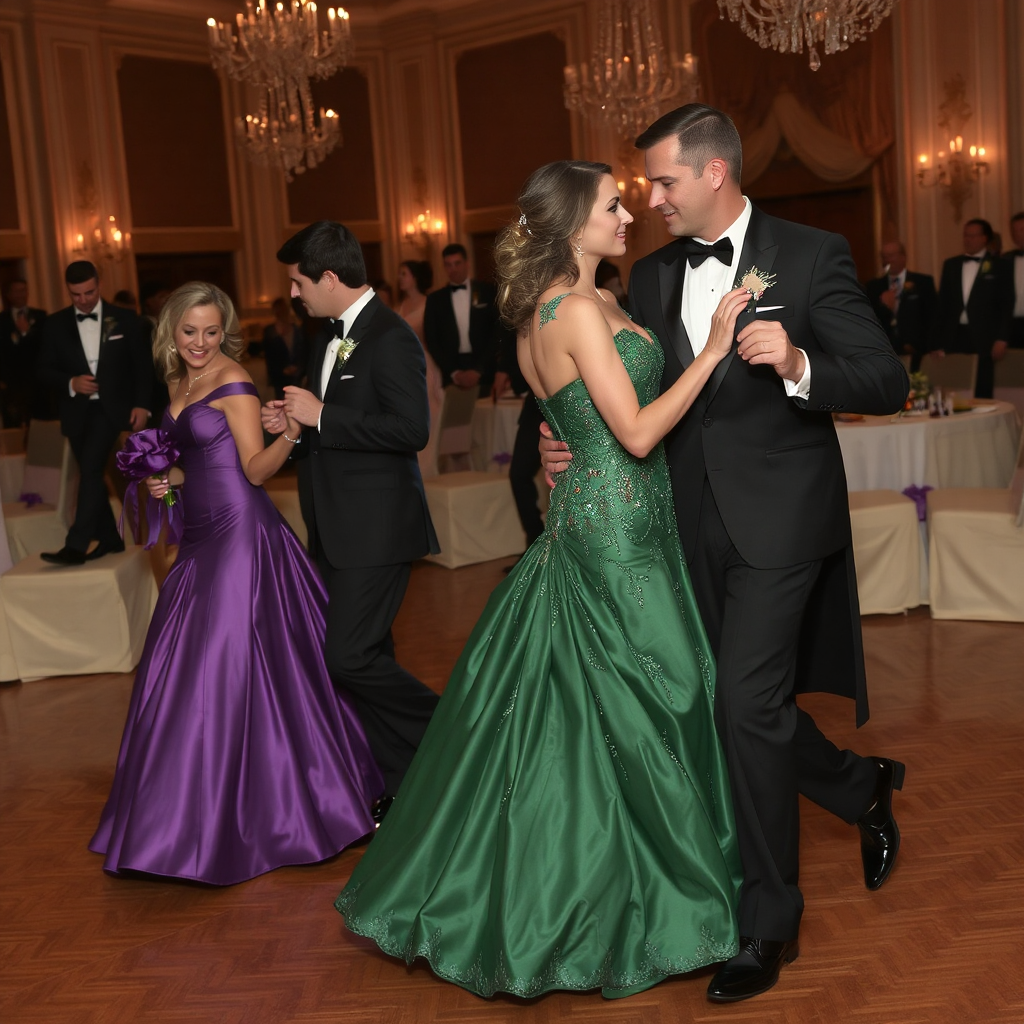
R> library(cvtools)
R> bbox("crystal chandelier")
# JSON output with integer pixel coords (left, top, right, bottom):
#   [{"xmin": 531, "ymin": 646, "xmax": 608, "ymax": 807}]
[
  {"xmin": 563, "ymin": 0, "xmax": 699, "ymax": 145},
  {"xmin": 207, "ymin": 1, "xmax": 352, "ymax": 180},
  {"xmin": 715, "ymin": 0, "xmax": 899, "ymax": 71}
]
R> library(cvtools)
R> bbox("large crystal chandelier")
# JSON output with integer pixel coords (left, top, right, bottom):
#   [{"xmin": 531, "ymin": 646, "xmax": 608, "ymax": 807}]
[
  {"xmin": 564, "ymin": 0, "xmax": 699, "ymax": 146},
  {"xmin": 715, "ymin": 0, "xmax": 898, "ymax": 71},
  {"xmin": 208, "ymin": 1, "xmax": 351, "ymax": 180}
]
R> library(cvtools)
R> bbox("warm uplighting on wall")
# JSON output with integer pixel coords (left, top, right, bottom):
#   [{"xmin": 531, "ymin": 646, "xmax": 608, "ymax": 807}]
[{"xmin": 404, "ymin": 210, "xmax": 445, "ymax": 244}]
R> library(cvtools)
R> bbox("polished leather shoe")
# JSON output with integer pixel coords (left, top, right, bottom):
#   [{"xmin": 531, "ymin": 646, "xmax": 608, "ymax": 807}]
[
  {"xmin": 370, "ymin": 796, "xmax": 394, "ymax": 829},
  {"xmin": 40, "ymin": 546, "xmax": 86, "ymax": 566},
  {"xmin": 85, "ymin": 540, "xmax": 126, "ymax": 561},
  {"xmin": 858, "ymin": 757, "xmax": 906, "ymax": 890},
  {"xmin": 707, "ymin": 937, "xmax": 799, "ymax": 1003}
]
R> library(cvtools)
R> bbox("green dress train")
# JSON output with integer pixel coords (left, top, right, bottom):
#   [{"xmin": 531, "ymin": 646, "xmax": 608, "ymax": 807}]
[{"xmin": 335, "ymin": 296, "xmax": 741, "ymax": 999}]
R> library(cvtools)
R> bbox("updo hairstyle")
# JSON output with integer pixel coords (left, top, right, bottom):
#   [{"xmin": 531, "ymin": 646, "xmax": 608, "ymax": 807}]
[{"xmin": 494, "ymin": 160, "xmax": 612, "ymax": 333}]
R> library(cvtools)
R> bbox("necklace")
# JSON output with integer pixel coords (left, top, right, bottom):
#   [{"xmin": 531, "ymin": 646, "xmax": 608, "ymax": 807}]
[{"xmin": 185, "ymin": 368, "xmax": 215, "ymax": 398}]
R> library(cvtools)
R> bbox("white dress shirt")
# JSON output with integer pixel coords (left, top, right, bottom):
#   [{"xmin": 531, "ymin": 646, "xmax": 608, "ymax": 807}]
[
  {"xmin": 1013, "ymin": 254, "xmax": 1024, "ymax": 318},
  {"xmin": 960, "ymin": 248, "xmax": 987, "ymax": 324},
  {"xmin": 888, "ymin": 268, "xmax": 906, "ymax": 315},
  {"xmin": 450, "ymin": 283, "xmax": 472, "ymax": 354},
  {"xmin": 74, "ymin": 299, "xmax": 103, "ymax": 400},
  {"xmin": 316, "ymin": 285, "xmax": 375, "ymax": 429},
  {"xmin": 681, "ymin": 198, "xmax": 810, "ymax": 399}
]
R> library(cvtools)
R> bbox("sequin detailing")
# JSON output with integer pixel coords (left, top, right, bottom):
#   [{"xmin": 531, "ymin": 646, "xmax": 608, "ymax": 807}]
[{"xmin": 539, "ymin": 291, "xmax": 572, "ymax": 328}]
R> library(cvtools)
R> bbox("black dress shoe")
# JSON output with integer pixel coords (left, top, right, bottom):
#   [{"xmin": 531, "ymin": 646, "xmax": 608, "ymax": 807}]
[
  {"xmin": 40, "ymin": 547, "xmax": 86, "ymax": 566},
  {"xmin": 85, "ymin": 540, "xmax": 126, "ymax": 561},
  {"xmin": 707, "ymin": 937, "xmax": 799, "ymax": 1003},
  {"xmin": 370, "ymin": 796, "xmax": 394, "ymax": 829},
  {"xmin": 858, "ymin": 756, "xmax": 906, "ymax": 890}
]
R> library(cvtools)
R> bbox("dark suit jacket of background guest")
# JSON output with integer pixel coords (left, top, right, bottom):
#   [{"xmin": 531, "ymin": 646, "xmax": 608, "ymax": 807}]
[
  {"xmin": 629, "ymin": 207, "xmax": 908, "ymax": 722},
  {"xmin": 37, "ymin": 302, "xmax": 151, "ymax": 437},
  {"xmin": 864, "ymin": 270, "xmax": 938, "ymax": 364},
  {"xmin": 1001, "ymin": 248, "xmax": 1024, "ymax": 348},
  {"xmin": 0, "ymin": 306, "xmax": 47, "ymax": 421},
  {"xmin": 296, "ymin": 294, "xmax": 438, "ymax": 568},
  {"xmin": 423, "ymin": 280, "xmax": 499, "ymax": 394},
  {"xmin": 263, "ymin": 323, "xmax": 308, "ymax": 398}
]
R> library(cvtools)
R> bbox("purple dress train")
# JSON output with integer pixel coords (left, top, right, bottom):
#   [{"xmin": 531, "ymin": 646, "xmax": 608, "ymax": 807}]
[{"xmin": 90, "ymin": 381, "xmax": 383, "ymax": 884}]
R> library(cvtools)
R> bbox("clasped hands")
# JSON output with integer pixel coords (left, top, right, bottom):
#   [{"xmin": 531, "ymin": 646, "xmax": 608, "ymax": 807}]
[
  {"xmin": 71, "ymin": 374, "xmax": 148, "ymax": 430},
  {"xmin": 261, "ymin": 385, "xmax": 318, "ymax": 436}
]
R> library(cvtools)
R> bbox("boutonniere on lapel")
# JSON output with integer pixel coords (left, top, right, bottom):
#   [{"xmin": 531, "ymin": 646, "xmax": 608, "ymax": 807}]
[
  {"xmin": 902, "ymin": 279, "xmax": 915, "ymax": 292},
  {"xmin": 100, "ymin": 315, "xmax": 118, "ymax": 344},
  {"xmin": 471, "ymin": 287, "xmax": 487, "ymax": 309},
  {"xmin": 335, "ymin": 336, "xmax": 359, "ymax": 370},
  {"xmin": 980, "ymin": 259, "xmax": 992, "ymax": 275},
  {"xmin": 734, "ymin": 266, "xmax": 778, "ymax": 311}
]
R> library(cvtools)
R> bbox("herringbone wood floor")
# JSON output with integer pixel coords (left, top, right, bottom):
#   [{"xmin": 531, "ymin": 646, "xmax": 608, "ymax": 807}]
[{"xmin": 2, "ymin": 558, "xmax": 1023, "ymax": 1023}]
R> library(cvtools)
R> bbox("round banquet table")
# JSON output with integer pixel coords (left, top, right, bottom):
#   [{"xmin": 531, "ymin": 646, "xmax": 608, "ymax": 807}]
[
  {"xmin": 835, "ymin": 400, "xmax": 1021, "ymax": 493},
  {"xmin": 470, "ymin": 396, "xmax": 525, "ymax": 472}
]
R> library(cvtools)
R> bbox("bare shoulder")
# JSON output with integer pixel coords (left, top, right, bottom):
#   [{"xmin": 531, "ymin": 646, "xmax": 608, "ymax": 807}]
[{"xmin": 537, "ymin": 291, "xmax": 607, "ymax": 334}]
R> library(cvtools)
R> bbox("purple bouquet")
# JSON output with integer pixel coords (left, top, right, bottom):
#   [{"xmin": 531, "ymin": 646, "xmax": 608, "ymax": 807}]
[{"xmin": 116, "ymin": 428, "xmax": 184, "ymax": 548}]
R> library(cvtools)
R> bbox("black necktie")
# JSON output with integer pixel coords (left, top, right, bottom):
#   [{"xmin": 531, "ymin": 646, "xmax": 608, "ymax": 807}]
[
  {"xmin": 682, "ymin": 237, "xmax": 734, "ymax": 269},
  {"xmin": 450, "ymin": 283, "xmax": 467, "ymax": 292},
  {"xmin": 76, "ymin": 312, "xmax": 98, "ymax": 322}
]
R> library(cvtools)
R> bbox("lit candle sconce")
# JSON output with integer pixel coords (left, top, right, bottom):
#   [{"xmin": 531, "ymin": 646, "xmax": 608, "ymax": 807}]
[
  {"xmin": 404, "ymin": 210, "xmax": 445, "ymax": 247},
  {"xmin": 916, "ymin": 75, "xmax": 990, "ymax": 223},
  {"xmin": 72, "ymin": 214, "xmax": 131, "ymax": 263}
]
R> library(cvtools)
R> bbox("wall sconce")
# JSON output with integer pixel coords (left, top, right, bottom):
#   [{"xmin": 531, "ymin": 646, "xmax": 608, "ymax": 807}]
[
  {"xmin": 73, "ymin": 214, "xmax": 131, "ymax": 263},
  {"xmin": 404, "ymin": 209, "xmax": 445, "ymax": 246},
  {"xmin": 915, "ymin": 74, "xmax": 989, "ymax": 223}
]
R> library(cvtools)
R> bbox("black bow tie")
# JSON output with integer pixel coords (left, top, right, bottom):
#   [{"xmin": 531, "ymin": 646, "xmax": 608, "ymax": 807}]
[
  {"xmin": 963, "ymin": 255, "xmax": 982, "ymax": 262},
  {"xmin": 76, "ymin": 312, "xmax": 98, "ymax": 322},
  {"xmin": 682, "ymin": 237, "xmax": 734, "ymax": 269},
  {"xmin": 450, "ymin": 283, "xmax": 467, "ymax": 292}
]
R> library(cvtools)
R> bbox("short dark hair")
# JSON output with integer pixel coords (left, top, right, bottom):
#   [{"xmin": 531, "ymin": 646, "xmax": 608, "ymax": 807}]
[
  {"xmin": 441, "ymin": 243, "xmax": 467, "ymax": 260},
  {"xmin": 966, "ymin": 218, "xmax": 994, "ymax": 241},
  {"xmin": 1010, "ymin": 211, "xmax": 1024, "ymax": 226},
  {"xmin": 276, "ymin": 220, "xmax": 366, "ymax": 287},
  {"xmin": 65, "ymin": 260, "xmax": 98, "ymax": 285},
  {"xmin": 635, "ymin": 103, "xmax": 743, "ymax": 185},
  {"xmin": 400, "ymin": 259, "xmax": 433, "ymax": 293}
]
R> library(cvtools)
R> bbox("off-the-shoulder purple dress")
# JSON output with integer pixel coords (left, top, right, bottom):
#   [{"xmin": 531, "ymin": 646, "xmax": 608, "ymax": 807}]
[{"xmin": 90, "ymin": 381, "xmax": 383, "ymax": 884}]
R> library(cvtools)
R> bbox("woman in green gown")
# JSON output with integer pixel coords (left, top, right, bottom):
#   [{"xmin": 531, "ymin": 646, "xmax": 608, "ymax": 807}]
[{"xmin": 335, "ymin": 160, "xmax": 752, "ymax": 999}]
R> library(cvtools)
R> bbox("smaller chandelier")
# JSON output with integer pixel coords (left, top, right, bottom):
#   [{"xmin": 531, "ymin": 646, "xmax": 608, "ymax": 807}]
[
  {"xmin": 715, "ymin": 0, "xmax": 899, "ymax": 71},
  {"xmin": 564, "ymin": 0, "xmax": 699, "ymax": 143}
]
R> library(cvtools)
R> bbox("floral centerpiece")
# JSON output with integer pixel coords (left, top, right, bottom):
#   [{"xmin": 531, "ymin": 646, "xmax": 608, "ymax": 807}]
[
  {"xmin": 904, "ymin": 371, "xmax": 929, "ymax": 413},
  {"xmin": 115, "ymin": 428, "xmax": 184, "ymax": 548}
]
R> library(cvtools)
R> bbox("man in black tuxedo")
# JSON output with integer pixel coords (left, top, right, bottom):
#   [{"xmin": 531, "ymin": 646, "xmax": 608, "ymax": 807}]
[
  {"xmin": 37, "ymin": 261, "xmax": 150, "ymax": 565},
  {"xmin": 0, "ymin": 279, "xmax": 47, "ymax": 426},
  {"xmin": 864, "ymin": 240, "xmax": 938, "ymax": 369},
  {"xmin": 1001, "ymin": 211, "xmax": 1024, "ymax": 351},
  {"xmin": 936, "ymin": 218, "xmax": 1011, "ymax": 398},
  {"xmin": 542, "ymin": 104, "xmax": 908, "ymax": 1002},
  {"xmin": 262, "ymin": 221, "xmax": 440, "ymax": 816},
  {"xmin": 423, "ymin": 243, "xmax": 499, "ymax": 397}
]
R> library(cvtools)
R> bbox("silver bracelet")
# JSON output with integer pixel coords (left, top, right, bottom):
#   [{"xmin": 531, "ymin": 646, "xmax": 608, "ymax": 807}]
[{"xmin": 282, "ymin": 431, "xmax": 300, "ymax": 444}]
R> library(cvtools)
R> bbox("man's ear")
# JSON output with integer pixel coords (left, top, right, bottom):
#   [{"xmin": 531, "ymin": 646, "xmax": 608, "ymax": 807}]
[
  {"xmin": 706, "ymin": 158, "xmax": 729, "ymax": 192},
  {"xmin": 321, "ymin": 270, "xmax": 339, "ymax": 290}
]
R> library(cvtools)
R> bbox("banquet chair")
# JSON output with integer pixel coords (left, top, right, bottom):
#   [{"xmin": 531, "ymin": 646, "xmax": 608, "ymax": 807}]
[
  {"xmin": 919, "ymin": 352, "xmax": 978, "ymax": 396},
  {"xmin": 436, "ymin": 385, "xmax": 479, "ymax": 473},
  {"xmin": 993, "ymin": 348, "xmax": 1024, "ymax": 418},
  {"xmin": 848, "ymin": 490, "xmax": 922, "ymax": 614},
  {"xmin": 0, "ymin": 427, "xmax": 26, "ymax": 455},
  {"xmin": 926, "ymin": 425, "xmax": 1024, "ymax": 621}
]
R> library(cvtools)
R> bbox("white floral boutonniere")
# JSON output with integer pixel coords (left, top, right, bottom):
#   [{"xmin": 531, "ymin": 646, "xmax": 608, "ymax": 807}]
[
  {"xmin": 100, "ymin": 315, "xmax": 118, "ymax": 343},
  {"xmin": 902, "ymin": 279, "xmax": 915, "ymax": 292},
  {"xmin": 980, "ymin": 259, "xmax": 992, "ymax": 275},
  {"xmin": 335, "ymin": 336, "xmax": 359, "ymax": 369},
  {"xmin": 734, "ymin": 265, "xmax": 778, "ymax": 311}
]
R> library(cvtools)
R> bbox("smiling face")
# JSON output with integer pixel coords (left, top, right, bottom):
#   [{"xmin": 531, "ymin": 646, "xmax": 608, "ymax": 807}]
[
  {"xmin": 578, "ymin": 174, "xmax": 633, "ymax": 259},
  {"xmin": 174, "ymin": 304, "xmax": 224, "ymax": 373},
  {"xmin": 643, "ymin": 135, "xmax": 719, "ymax": 239}
]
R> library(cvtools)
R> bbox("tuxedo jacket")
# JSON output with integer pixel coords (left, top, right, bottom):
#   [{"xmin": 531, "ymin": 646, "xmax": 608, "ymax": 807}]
[
  {"xmin": 1001, "ymin": 249, "xmax": 1024, "ymax": 340},
  {"xmin": 298, "ymin": 294, "xmax": 438, "ymax": 569},
  {"xmin": 936, "ymin": 252, "xmax": 1011, "ymax": 352},
  {"xmin": 864, "ymin": 270, "xmax": 938, "ymax": 357},
  {"xmin": 37, "ymin": 302, "xmax": 150, "ymax": 437},
  {"xmin": 629, "ymin": 207, "xmax": 908, "ymax": 721},
  {"xmin": 423, "ymin": 280, "xmax": 499, "ymax": 389}
]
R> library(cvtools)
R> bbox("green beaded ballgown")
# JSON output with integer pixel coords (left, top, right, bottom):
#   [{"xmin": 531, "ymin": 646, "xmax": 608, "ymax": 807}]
[{"xmin": 336, "ymin": 296, "xmax": 741, "ymax": 999}]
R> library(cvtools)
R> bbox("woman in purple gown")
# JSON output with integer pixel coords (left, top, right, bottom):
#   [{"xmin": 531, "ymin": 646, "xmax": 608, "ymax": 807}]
[{"xmin": 90, "ymin": 282, "xmax": 383, "ymax": 885}]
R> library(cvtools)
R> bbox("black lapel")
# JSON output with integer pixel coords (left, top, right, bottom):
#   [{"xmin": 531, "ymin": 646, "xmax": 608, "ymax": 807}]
[
  {"xmin": 323, "ymin": 294, "xmax": 378, "ymax": 402},
  {"xmin": 705, "ymin": 206, "xmax": 779, "ymax": 406},
  {"xmin": 657, "ymin": 247, "xmax": 693, "ymax": 370}
]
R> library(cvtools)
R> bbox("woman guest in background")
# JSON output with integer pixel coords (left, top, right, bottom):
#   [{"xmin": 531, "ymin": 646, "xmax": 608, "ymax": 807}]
[
  {"xmin": 397, "ymin": 259, "xmax": 443, "ymax": 478},
  {"xmin": 90, "ymin": 282, "xmax": 382, "ymax": 885},
  {"xmin": 262, "ymin": 296, "xmax": 307, "ymax": 399},
  {"xmin": 335, "ymin": 161, "xmax": 747, "ymax": 997}
]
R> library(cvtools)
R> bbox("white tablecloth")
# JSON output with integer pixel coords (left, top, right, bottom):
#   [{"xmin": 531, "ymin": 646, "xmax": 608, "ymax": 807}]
[
  {"xmin": 835, "ymin": 401, "xmax": 1020, "ymax": 493},
  {"xmin": 0, "ymin": 453, "xmax": 25, "ymax": 502},
  {"xmin": 470, "ymin": 397, "xmax": 524, "ymax": 473}
]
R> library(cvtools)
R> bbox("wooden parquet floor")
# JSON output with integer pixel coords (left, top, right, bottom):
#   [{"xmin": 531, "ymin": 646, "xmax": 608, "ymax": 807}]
[{"xmin": 2, "ymin": 558, "xmax": 1023, "ymax": 1023}]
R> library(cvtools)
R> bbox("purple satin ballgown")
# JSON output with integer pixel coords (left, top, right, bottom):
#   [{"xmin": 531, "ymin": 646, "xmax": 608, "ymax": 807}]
[{"xmin": 90, "ymin": 381, "xmax": 383, "ymax": 884}]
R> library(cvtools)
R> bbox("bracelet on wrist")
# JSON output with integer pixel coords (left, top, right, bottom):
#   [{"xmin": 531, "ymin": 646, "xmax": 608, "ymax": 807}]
[{"xmin": 282, "ymin": 431, "xmax": 300, "ymax": 444}]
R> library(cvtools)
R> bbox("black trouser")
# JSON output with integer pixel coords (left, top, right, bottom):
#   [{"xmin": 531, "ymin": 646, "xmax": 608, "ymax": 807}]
[
  {"xmin": 685, "ymin": 478, "xmax": 876, "ymax": 940},
  {"xmin": 65, "ymin": 403, "xmax": 122, "ymax": 553},
  {"xmin": 315, "ymin": 551, "xmax": 440, "ymax": 797},
  {"xmin": 1009, "ymin": 317, "xmax": 1024, "ymax": 349},
  {"xmin": 509, "ymin": 396, "xmax": 544, "ymax": 545},
  {"xmin": 953, "ymin": 324, "xmax": 994, "ymax": 398}
]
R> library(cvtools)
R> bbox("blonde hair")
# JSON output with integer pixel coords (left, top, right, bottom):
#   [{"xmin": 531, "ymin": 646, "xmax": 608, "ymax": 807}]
[
  {"xmin": 494, "ymin": 160, "xmax": 612, "ymax": 333},
  {"xmin": 153, "ymin": 281, "xmax": 245, "ymax": 383}
]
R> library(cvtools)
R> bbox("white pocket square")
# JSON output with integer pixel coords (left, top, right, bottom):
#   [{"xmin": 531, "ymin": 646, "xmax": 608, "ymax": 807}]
[
  {"xmin": 108, "ymin": 334, "xmax": 124, "ymax": 340},
  {"xmin": 754, "ymin": 305, "xmax": 785, "ymax": 313},
  {"xmin": 340, "ymin": 374, "xmax": 355, "ymax": 380}
]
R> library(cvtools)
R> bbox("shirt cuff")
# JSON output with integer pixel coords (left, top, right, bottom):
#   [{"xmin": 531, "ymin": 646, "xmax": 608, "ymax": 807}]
[
  {"xmin": 316, "ymin": 408, "xmax": 323, "ymax": 432},
  {"xmin": 783, "ymin": 348, "xmax": 811, "ymax": 400},
  {"xmin": 68, "ymin": 379, "xmax": 75, "ymax": 397}
]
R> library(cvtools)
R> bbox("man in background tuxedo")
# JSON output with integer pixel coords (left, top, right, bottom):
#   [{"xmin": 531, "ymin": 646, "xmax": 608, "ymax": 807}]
[
  {"xmin": 423, "ymin": 243, "xmax": 498, "ymax": 397},
  {"xmin": 936, "ymin": 218, "xmax": 1010, "ymax": 398},
  {"xmin": 0, "ymin": 278, "xmax": 47, "ymax": 426},
  {"xmin": 1001, "ymin": 211, "xmax": 1024, "ymax": 352},
  {"xmin": 262, "ymin": 221, "xmax": 439, "ymax": 818},
  {"xmin": 864, "ymin": 240, "xmax": 937, "ymax": 369},
  {"xmin": 37, "ymin": 261, "xmax": 150, "ymax": 565}
]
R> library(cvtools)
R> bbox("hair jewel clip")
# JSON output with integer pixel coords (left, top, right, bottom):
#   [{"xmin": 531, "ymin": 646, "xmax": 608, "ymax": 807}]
[{"xmin": 518, "ymin": 213, "xmax": 532, "ymax": 236}]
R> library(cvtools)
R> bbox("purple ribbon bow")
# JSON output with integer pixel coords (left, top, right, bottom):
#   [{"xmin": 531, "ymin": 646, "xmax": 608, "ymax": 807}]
[
  {"xmin": 18, "ymin": 492, "xmax": 43, "ymax": 508},
  {"xmin": 901, "ymin": 484, "xmax": 933, "ymax": 521},
  {"xmin": 115, "ymin": 428, "xmax": 184, "ymax": 548}
]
